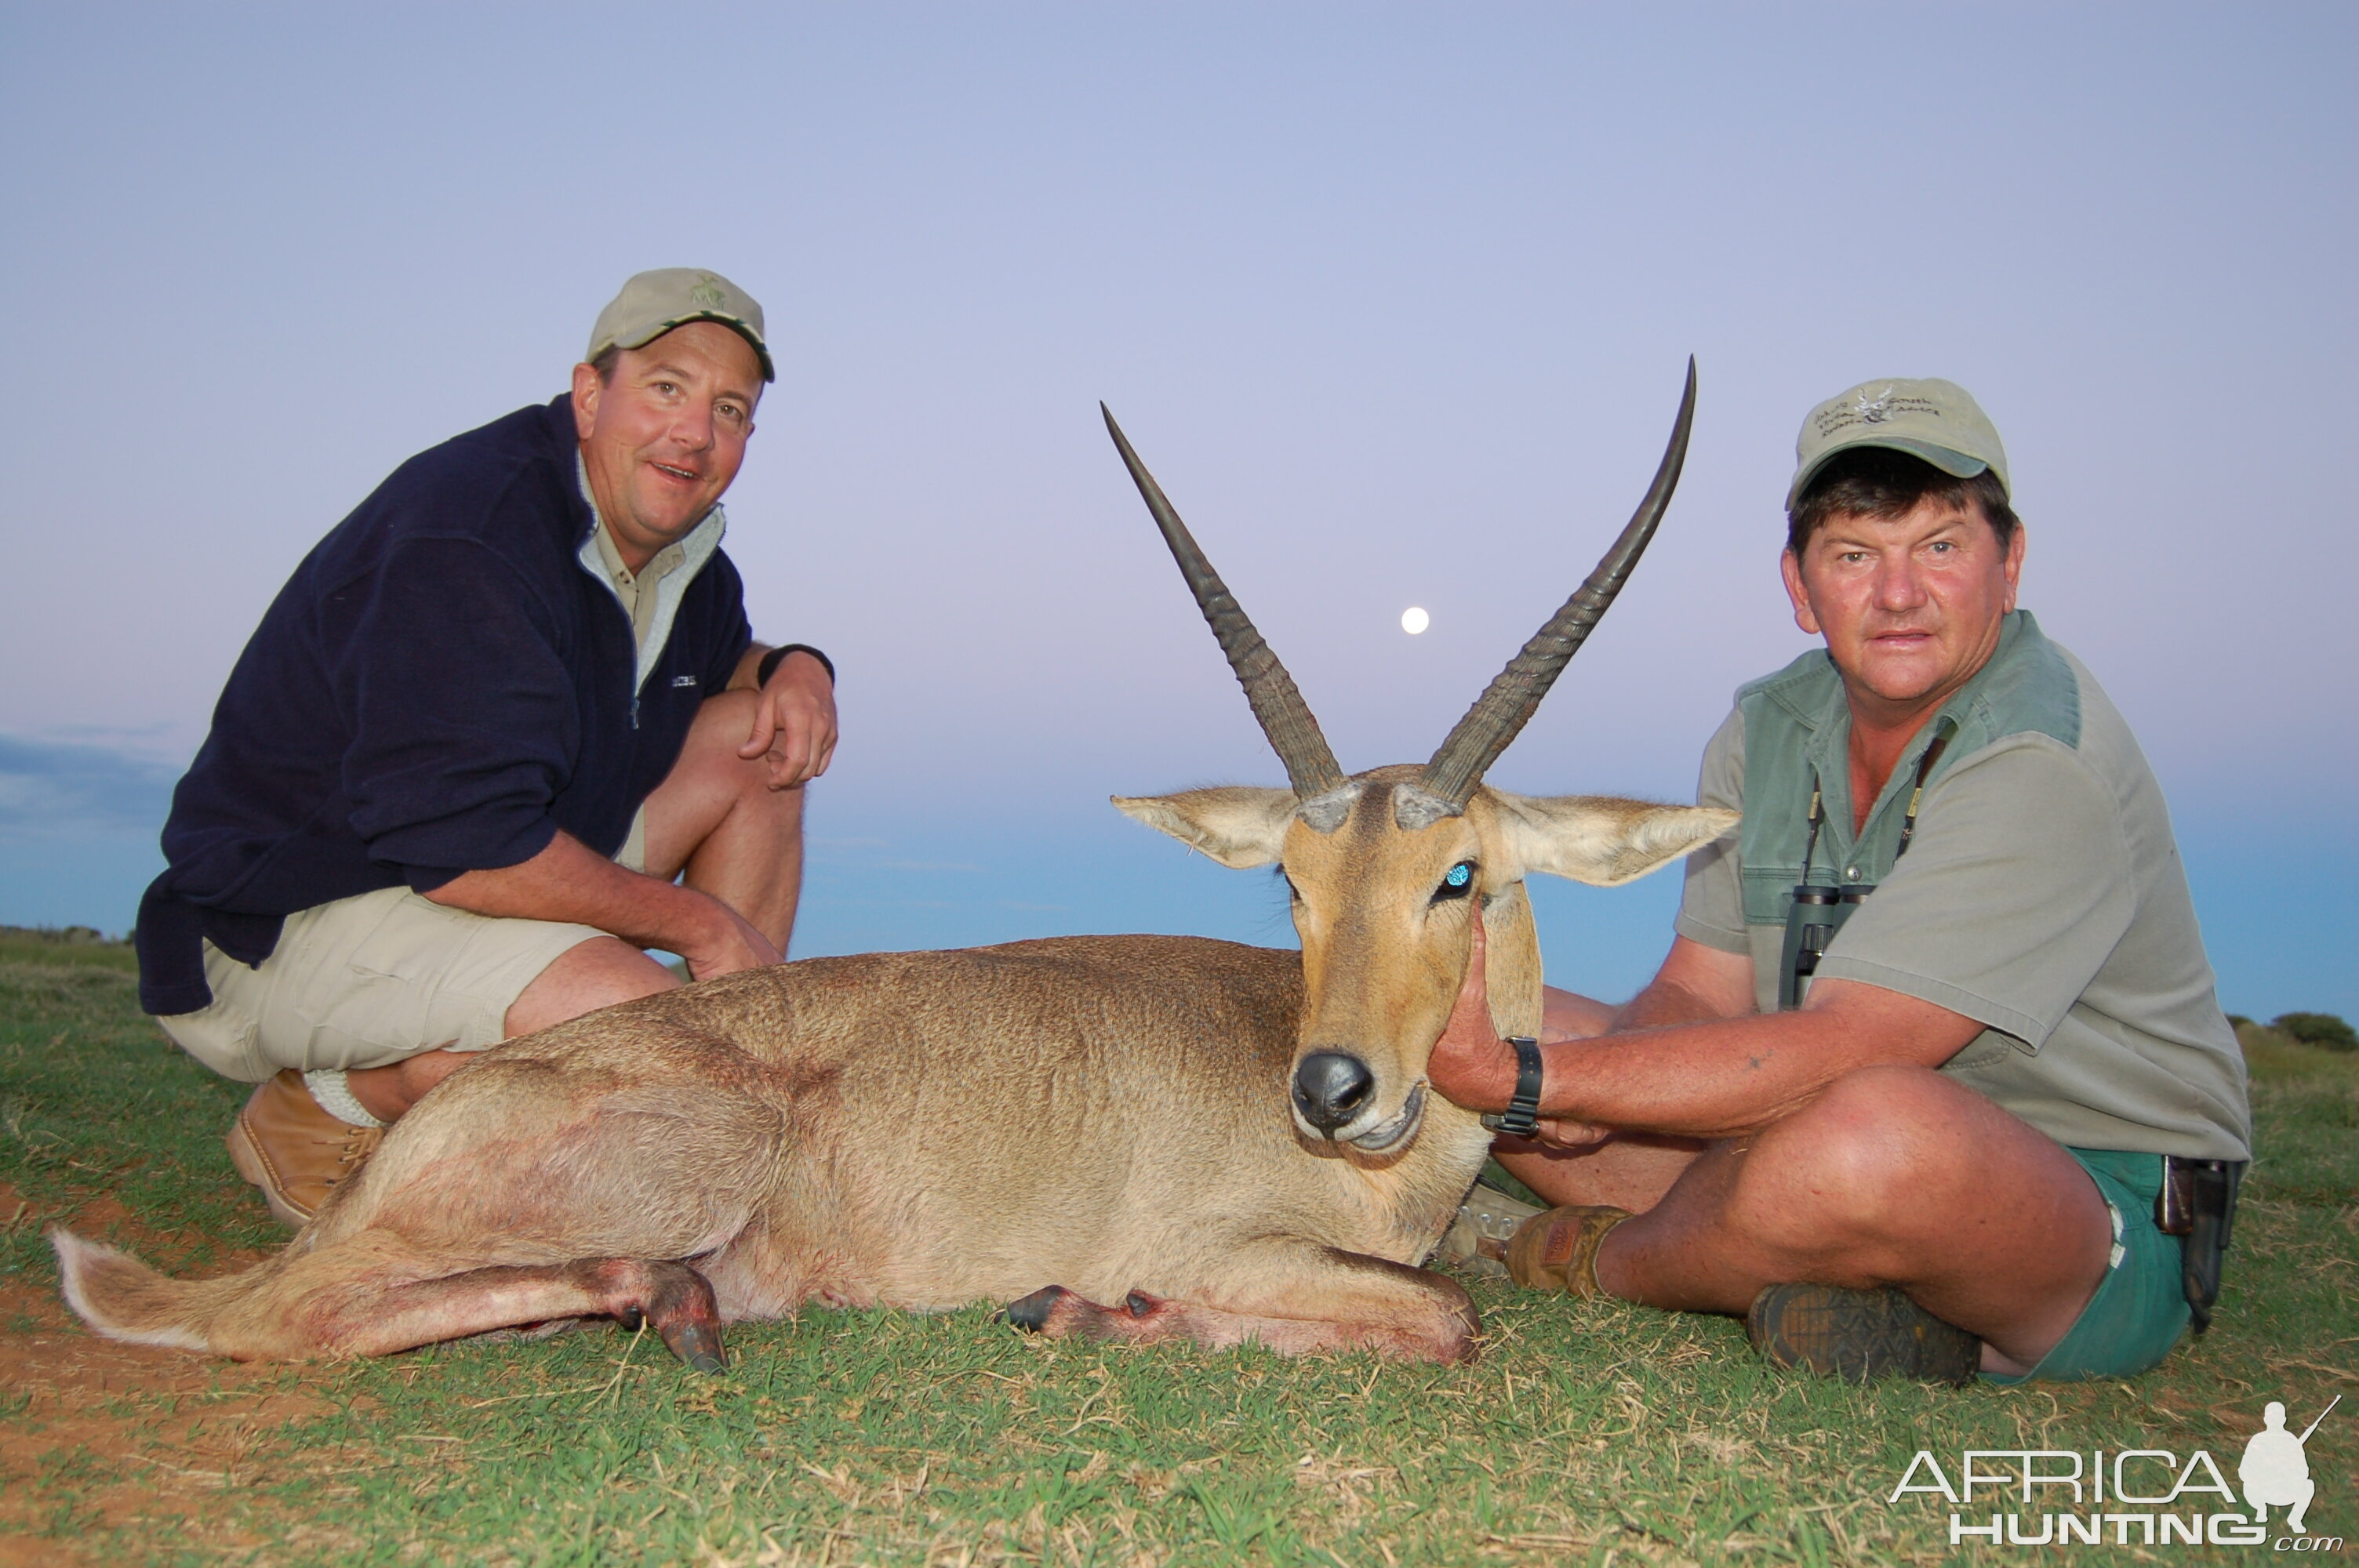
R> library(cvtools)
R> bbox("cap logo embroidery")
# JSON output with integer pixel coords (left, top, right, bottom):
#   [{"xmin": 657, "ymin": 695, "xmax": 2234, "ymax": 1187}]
[
  {"xmin": 690, "ymin": 273, "xmax": 727, "ymax": 310},
  {"xmin": 1855, "ymin": 386, "xmax": 1895, "ymax": 424}
]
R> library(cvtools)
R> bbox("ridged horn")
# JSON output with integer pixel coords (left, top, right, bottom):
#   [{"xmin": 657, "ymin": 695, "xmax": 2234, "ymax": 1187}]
[
  {"xmin": 1103, "ymin": 404, "xmax": 1347, "ymax": 799},
  {"xmin": 1416, "ymin": 358, "xmax": 1697, "ymax": 811}
]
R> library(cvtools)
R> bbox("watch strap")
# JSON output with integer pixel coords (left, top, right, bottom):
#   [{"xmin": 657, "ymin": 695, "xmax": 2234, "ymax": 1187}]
[
  {"xmin": 1480, "ymin": 1036, "xmax": 1544, "ymax": 1138},
  {"xmin": 757, "ymin": 643, "xmax": 835, "ymax": 687}
]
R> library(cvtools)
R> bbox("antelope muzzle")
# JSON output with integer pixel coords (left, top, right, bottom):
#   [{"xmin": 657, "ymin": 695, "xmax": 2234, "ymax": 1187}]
[
  {"xmin": 1292, "ymin": 1051, "xmax": 1427, "ymax": 1149},
  {"xmin": 1292, "ymin": 1050, "xmax": 1372, "ymax": 1135}
]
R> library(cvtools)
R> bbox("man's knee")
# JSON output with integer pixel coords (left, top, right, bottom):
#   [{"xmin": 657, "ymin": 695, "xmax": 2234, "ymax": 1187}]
[
  {"xmin": 1728, "ymin": 1065, "xmax": 1974, "ymax": 1249},
  {"xmin": 680, "ymin": 689, "xmax": 809, "ymax": 808},
  {"xmin": 637, "ymin": 691, "xmax": 807, "ymax": 880},
  {"xmin": 504, "ymin": 936, "xmax": 679, "ymax": 1038},
  {"xmin": 687, "ymin": 685, "xmax": 758, "ymax": 739},
  {"xmin": 677, "ymin": 689, "xmax": 755, "ymax": 778}
]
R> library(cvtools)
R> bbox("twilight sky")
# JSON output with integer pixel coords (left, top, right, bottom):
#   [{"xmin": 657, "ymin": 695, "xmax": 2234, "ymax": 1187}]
[{"xmin": 2, "ymin": 5, "xmax": 2351, "ymax": 1015}]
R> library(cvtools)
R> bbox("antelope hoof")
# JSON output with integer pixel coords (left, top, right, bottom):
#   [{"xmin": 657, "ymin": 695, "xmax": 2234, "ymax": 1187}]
[
  {"xmin": 1004, "ymin": 1286, "xmax": 1169, "ymax": 1342},
  {"xmin": 625, "ymin": 1258, "xmax": 727, "ymax": 1373},
  {"xmin": 1002, "ymin": 1285, "xmax": 1069, "ymax": 1334},
  {"xmin": 663, "ymin": 1319, "xmax": 729, "ymax": 1374}
]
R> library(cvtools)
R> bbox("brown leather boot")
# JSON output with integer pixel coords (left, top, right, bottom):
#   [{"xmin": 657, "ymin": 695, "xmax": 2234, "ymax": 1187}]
[
  {"xmin": 1506, "ymin": 1204, "xmax": 1633, "ymax": 1296},
  {"xmin": 225, "ymin": 1070, "xmax": 383, "ymax": 1227},
  {"xmin": 1747, "ymin": 1284, "xmax": 1982, "ymax": 1385}
]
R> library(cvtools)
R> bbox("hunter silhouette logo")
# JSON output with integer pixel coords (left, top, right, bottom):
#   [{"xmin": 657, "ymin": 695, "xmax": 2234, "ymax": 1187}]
[
  {"xmin": 2241, "ymin": 1396, "xmax": 2337, "ymax": 1537},
  {"xmin": 1887, "ymin": 1395, "xmax": 2342, "ymax": 1548}
]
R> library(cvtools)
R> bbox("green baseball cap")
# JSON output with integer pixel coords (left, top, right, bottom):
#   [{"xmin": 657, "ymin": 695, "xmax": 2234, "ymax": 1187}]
[
  {"xmin": 1788, "ymin": 376, "xmax": 2008, "ymax": 509},
  {"xmin": 586, "ymin": 267, "xmax": 773, "ymax": 383}
]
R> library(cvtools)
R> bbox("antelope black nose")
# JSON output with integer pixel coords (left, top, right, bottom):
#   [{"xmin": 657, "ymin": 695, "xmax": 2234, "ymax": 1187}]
[{"xmin": 1293, "ymin": 1051, "xmax": 1375, "ymax": 1135}]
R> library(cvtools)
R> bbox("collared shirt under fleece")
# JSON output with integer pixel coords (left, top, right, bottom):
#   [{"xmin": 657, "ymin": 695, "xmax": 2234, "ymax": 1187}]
[
  {"xmin": 1674, "ymin": 610, "xmax": 2251, "ymax": 1162},
  {"xmin": 576, "ymin": 452, "xmax": 723, "ymax": 681},
  {"xmin": 136, "ymin": 394, "xmax": 753, "ymax": 1017}
]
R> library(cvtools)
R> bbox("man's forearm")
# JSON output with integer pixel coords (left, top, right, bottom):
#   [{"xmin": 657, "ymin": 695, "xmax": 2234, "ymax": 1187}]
[
  {"xmin": 421, "ymin": 829, "xmax": 724, "ymax": 955},
  {"xmin": 1443, "ymin": 981, "xmax": 1981, "ymax": 1136},
  {"xmin": 1478, "ymin": 982, "xmax": 1979, "ymax": 1141},
  {"xmin": 1530, "ymin": 1012, "xmax": 1848, "ymax": 1138}
]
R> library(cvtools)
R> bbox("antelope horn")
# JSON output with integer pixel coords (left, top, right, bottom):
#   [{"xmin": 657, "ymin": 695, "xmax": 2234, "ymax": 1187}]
[
  {"xmin": 1103, "ymin": 404, "xmax": 1347, "ymax": 800},
  {"xmin": 1414, "ymin": 358, "xmax": 1697, "ymax": 814}
]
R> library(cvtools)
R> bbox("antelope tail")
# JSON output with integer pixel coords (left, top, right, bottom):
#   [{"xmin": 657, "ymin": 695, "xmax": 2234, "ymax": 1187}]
[{"xmin": 51, "ymin": 1228, "xmax": 274, "ymax": 1353}]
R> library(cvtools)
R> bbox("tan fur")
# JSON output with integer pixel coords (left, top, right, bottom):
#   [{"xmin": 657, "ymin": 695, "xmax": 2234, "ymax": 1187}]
[
  {"xmin": 56, "ymin": 783, "xmax": 1728, "ymax": 1369},
  {"xmin": 55, "ymin": 936, "xmax": 1487, "ymax": 1364}
]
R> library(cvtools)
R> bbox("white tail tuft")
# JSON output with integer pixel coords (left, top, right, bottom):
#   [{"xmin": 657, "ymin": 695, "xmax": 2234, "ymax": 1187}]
[{"xmin": 49, "ymin": 1229, "xmax": 211, "ymax": 1351}]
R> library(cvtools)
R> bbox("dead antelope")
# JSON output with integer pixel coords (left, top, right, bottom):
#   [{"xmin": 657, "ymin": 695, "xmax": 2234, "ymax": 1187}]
[{"xmin": 54, "ymin": 363, "xmax": 1730, "ymax": 1369}]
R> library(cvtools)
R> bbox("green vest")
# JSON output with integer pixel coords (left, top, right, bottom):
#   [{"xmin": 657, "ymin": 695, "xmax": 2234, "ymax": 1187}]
[{"xmin": 1735, "ymin": 610, "xmax": 2082, "ymax": 931}]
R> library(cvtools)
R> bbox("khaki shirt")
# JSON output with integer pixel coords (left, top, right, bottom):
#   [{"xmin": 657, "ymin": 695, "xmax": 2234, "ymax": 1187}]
[
  {"xmin": 574, "ymin": 455, "xmax": 729, "ymax": 694},
  {"xmin": 589, "ymin": 521, "xmax": 685, "ymax": 655},
  {"xmin": 1675, "ymin": 612, "xmax": 2251, "ymax": 1160}
]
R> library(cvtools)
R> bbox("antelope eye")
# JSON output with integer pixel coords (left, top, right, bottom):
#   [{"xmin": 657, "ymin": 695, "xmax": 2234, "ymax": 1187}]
[{"xmin": 1434, "ymin": 861, "xmax": 1476, "ymax": 902}]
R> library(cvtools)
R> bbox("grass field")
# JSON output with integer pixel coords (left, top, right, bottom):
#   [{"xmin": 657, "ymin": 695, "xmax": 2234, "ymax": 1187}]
[{"xmin": 1, "ymin": 926, "xmax": 2351, "ymax": 1566}]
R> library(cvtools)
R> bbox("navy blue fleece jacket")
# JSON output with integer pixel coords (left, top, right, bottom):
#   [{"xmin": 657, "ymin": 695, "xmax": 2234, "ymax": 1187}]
[{"xmin": 136, "ymin": 394, "xmax": 752, "ymax": 1015}]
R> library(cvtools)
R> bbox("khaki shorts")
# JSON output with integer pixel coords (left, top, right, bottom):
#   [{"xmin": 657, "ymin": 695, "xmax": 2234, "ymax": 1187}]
[{"xmin": 158, "ymin": 811, "xmax": 647, "ymax": 1083}]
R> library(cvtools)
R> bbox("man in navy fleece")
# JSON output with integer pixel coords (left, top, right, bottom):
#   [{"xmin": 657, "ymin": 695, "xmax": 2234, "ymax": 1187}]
[{"xmin": 136, "ymin": 269, "xmax": 838, "ymax": 1226}]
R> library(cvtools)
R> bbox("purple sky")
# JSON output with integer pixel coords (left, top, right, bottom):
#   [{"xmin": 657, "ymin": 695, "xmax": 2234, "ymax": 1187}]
[{"xmin": 2, "ymin": 5, "xmax": 2350, "ymax": 1015}]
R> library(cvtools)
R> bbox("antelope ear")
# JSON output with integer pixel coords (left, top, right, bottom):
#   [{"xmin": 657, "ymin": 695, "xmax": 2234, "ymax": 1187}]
[
  {"xmin": 1491, "ymin": 792, "xmax": 1738, "ymax": 887},
  {"xmin": 1112, "ymin": 788, "xmax": 1296, "ymax": 868}
]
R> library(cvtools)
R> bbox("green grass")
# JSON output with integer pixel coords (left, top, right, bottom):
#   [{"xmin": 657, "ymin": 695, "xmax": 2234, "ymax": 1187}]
[{"xmin": 2, "ymin": 931, "xmax": 2353, "ymax": 1565}]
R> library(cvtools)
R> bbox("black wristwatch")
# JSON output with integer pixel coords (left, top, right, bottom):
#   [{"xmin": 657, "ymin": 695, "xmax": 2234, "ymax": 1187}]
[
  {"xmin": 1478, "ymin": 1036, "xmax": 1544, "ymax": 1138},
  {"xmin": 757, "ymin": 643, "xmax": 835, "ymax": 688}
]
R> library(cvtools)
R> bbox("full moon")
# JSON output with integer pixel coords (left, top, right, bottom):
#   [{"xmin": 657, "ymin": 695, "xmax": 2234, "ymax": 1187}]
[{"xmin": 1401, "ymin": 606, "xmax": 1430, "ymax": 635}]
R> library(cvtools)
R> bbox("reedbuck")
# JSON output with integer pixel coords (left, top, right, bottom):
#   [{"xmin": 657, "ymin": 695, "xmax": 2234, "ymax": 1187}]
[{"xmin": 56, "ymin": 365, "xmax": 1730, "ymax": 1368}]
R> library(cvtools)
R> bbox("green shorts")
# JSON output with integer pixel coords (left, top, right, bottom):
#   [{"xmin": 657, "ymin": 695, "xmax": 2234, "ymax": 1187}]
[{"xmin": 1984, "ymin": 1147, "xmax": 2190, "ymax": 1384}]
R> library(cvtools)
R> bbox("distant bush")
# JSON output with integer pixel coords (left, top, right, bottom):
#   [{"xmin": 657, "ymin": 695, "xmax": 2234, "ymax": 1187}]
[
  {"xmin": 0, "ymin": 924, "xmax": 138, "ymax": 971},
  {"xmin": 2273, "ymin": 1011, "xmax": 2357, "ymax": 1053},
  {"xmin": 2226, "ymin": 1014, "xmax": 2254, "ymax": 1029},
  {"xmin": 0, "ymin": 924, "xmax": 115, "ymax": 945}
]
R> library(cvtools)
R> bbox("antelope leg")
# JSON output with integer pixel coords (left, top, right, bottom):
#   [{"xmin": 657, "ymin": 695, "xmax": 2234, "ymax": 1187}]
[
  {"xmin": 255, "ymin": 1251, "xmax": 727, "ymax": 1369},
  {"xmin": 1003, "ymin": 1243, "xmax": 1479, "ymax": 1364}
]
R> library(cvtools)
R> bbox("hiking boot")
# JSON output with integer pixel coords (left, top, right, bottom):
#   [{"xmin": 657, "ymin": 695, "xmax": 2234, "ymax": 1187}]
[
  {"xmin": 225, "ymin": 1070, "xmax": 383, "ymax": 1228},
  {"xmin": 1506, "ymin": 1204, "xmax": 1632, "ymax": 1297},
  {"xmin": 1433, "ymin": 1181, "xmax": 1546, "ymax": 1279},
  {"xmin": 1747, "ymin": 1283, "xmax": 1982, "ymax": 1386}
]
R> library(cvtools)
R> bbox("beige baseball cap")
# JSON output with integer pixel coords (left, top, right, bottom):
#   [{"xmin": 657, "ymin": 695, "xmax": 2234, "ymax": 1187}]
[
  {"xmin": 586, "ymin": 267, "xmax": 773, "ymax": 383},
  {"xmin": 1788, "ymin": 376, "xmax": 2007, "ymax": 508}
]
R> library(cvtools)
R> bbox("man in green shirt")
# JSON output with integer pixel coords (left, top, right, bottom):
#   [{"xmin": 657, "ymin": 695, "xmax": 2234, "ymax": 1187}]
[{"xmin": 1430, "ymin": 377, "xmax": 2249, "ymax": 1382}]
